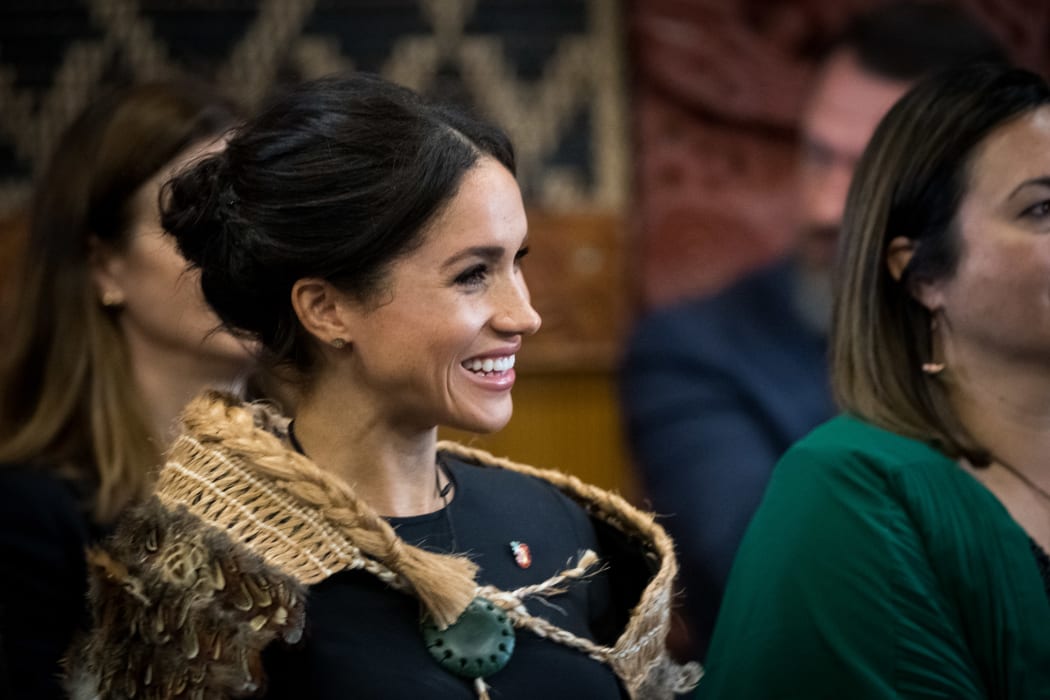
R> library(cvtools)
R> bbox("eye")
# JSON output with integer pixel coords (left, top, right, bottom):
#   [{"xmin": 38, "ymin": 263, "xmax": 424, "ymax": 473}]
[
  {"xmin": 454, "ymin": 264, "xmax": 487, "ymax": 286},
  {"xmin": 1021, "ymin": 200, "xmax": 1050, "ymax": 219},
  {"xmin": 514, "ymin": 246, "xmax": 530, "ymax": 268}
]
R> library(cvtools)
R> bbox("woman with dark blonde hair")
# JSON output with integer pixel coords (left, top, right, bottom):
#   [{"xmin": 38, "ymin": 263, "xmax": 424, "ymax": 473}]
[
  {"xmin": 0, "ymin": 82, "xmax": 255, "ymax": 698},
  {"xmin": 698, "ymin": 62, "xmax": 1050, "ymax": 697}
]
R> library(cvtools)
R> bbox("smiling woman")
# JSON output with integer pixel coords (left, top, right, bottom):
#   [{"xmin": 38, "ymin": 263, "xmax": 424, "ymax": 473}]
[
  {"xmin": 698, "ymin": 63, "xmax": 1050, "ymax": 698},
  {"xmin": 67, "ymin": 73, "xmax": 700, "ymax": 699}
]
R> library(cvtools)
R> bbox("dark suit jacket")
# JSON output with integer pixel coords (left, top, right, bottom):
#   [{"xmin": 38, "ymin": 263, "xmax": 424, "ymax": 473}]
[
  {"xmin": 620, "ymin": 259, "xmax": 834, "ymax": 657},
  {"xmin": 0, "ymin": 465, "xmax": 103, "ymax": 699}
]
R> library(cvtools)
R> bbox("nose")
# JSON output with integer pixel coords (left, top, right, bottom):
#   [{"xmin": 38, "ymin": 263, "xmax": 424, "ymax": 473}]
[
  {"xmin": 804, "ymin": 158, "xmax": 854, "ymax": 229},
  {"xmin": 493, "ymin": 274, "xmax": 542, "ymax": 336}
]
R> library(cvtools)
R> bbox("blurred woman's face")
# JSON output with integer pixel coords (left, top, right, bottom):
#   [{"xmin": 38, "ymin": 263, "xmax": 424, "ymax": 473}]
[
  {"xmin": 921, "ymin": 106, "xmax": 1050, "ymax": 368},
  {"xmin": 93, "ymin": 139, "xmax": 255, "ymax": 376},
  {"xmin": 336, "ymin": 156, "xmax": 542, "ymax": 434}
]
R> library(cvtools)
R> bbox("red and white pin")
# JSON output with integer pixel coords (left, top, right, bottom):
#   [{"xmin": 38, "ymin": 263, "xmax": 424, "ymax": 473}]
[{"xmin": 509, "ymin": 540, "xmax": 532, "ymax": 569}]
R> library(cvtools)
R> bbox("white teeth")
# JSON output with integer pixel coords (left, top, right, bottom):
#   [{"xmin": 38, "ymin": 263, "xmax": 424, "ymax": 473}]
[{"xmin": 463, "ymin": 354, "xmax": 516, "ymax": 374}]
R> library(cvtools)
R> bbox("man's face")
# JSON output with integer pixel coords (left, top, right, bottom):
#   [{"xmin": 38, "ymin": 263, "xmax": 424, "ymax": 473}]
[{"xmin": 797, "ymin": 50, "xmax": 912, "ymax": 273}]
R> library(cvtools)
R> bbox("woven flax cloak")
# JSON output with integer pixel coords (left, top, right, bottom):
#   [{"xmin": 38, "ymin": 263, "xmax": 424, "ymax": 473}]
[{"xmin": 67, "ymin": 391, "xmax": 701, "ymax": 699}]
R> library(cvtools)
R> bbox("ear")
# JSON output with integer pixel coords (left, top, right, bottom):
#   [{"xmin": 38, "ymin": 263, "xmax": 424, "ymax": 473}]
[
  {"xmin": 291, "ymin": 278, "xmax": 356, "ymax": 348},
  {"xmin": 885, "ymin": 235, "xmax": 944, "ymax": 311},
  {"xmin": 88, "ymin": 236, "xmax": 127, "ymax": 307}
]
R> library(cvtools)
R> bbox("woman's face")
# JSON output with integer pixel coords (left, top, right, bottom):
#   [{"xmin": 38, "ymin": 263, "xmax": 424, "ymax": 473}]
[
  {"xmin": 922, "ymin": 106, "xmax": 1050, "ymax": 367},
  {"xmin": 339, "ymin": 156, "xmax": 541, "ymax": 433},
  {"xmin": 93, "ymin": 139, "xmax": 255, "ymax": 376}
]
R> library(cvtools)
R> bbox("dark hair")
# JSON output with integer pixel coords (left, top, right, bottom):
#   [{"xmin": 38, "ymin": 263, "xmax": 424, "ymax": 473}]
[
  {"xmin": 0, "ymin": 81, "xmax": 238, "ymax": 521},
  {"xmin": 834, "ymin": 1, "xmax": 1006, "ymax": 81},
  {"xmin": 832, "ymin": 63, "xmax": 1050, "ymax": 462},
  {"xmin": 162, "ymin": 72, "xmax": 515, "ymax": 373}
]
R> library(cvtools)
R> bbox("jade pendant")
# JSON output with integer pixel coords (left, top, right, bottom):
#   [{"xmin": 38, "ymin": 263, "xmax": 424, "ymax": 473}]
[{"xmin": 421, "ymin": 597, "xmax": 516, "ymax": 679}]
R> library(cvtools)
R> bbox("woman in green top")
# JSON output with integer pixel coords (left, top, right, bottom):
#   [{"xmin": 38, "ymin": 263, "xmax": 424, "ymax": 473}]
[{"xmin": 698, "ymin": 62, "xmax": 1050, "ymax": 698}]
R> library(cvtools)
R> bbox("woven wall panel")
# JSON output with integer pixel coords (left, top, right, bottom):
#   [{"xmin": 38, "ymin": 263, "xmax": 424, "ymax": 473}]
[
  {"xmin": 0, "ymin": 0, "xmax": 628, "ymax": 214},
  {"xmin": 0, "ymin": 0, "xmax": 632, "ymax": 370}
]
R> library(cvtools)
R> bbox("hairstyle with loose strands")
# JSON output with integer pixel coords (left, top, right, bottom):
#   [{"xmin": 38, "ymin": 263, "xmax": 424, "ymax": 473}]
[
  {"xmin": 161, "ymin": 72, "xmax": 515, "ymax": 381},
  {"xmin": 831, "ymin": 62, "xmax": 1050, "ymax": 464},
  {"xmin": 0, "ymin": 81, "xmax": 239, "ymax": 522}
]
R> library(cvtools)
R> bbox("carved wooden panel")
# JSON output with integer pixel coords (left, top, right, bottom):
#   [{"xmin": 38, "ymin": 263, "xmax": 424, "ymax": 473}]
[{"xmin": 519, "ymin": 210, "xmax": 629, "ymax": 371}]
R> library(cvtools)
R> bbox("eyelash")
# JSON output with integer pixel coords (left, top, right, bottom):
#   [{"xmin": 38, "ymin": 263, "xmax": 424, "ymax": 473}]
[
  {"xmin": 453, "ymin": 247, "xmax": 530, "ymax": 287},
  {"xmin": 1021, "ymin": 200, "xmax": 1050, "ymax": 219},
  {"xmin": 455, "ymin": 264, "xmax": 487, "ymax": 286}
]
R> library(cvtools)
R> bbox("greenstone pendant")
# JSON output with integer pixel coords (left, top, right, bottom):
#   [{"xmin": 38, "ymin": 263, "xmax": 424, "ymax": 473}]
[{"xmin": 421, "ymin": 597, "xmax": 515, "ymax": 679}]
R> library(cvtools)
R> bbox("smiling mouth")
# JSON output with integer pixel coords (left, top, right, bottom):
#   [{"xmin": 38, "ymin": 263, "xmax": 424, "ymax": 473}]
[{"xmin": 461, "ymin": 354, "xmax": 516, "ymax": 375}]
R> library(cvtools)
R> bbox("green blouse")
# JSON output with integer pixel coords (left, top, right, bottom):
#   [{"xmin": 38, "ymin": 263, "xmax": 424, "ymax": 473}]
[{"xmin": 697, "ymin": 414, "xmax": 1050, "ymax": 699}]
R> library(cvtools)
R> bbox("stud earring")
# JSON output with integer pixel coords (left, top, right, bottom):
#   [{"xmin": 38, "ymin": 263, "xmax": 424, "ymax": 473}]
[
  {"xmin": 101, "ymin": 291, "xmax": 123, "ymax": 308},
  {"xmin": 330, "ymin": 338, "xmax": 347, "ymax": 349},
  {"xmin": 922, "ymin": 362, "xmax": 946, "ymax": 376}
]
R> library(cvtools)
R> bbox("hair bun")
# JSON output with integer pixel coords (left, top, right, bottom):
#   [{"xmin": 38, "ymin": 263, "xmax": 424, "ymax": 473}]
[{"xmin": 161, "ymin": 152, "xmax": 232, "ymax": 271}]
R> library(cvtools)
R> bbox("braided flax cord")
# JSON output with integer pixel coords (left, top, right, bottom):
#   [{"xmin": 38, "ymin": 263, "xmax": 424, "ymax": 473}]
[
  {"xmin": 440, "ymin": 442, "xmax": 703, "ymax": 697},
  {"xmin": 157, "ymin": 391, "xmax": 701, "ymax": 698},
  {"xmin": 157, "ymin": 392, "xmax": 478, "ymax": 629}
]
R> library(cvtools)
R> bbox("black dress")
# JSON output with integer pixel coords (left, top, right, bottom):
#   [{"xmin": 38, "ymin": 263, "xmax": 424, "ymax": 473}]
[
  {"xmin": 0, "ymin": 465, "xmax": 106, "ymax": 699},
  {"xmin": 262, "ymin": 453, "xmax": 631, "ymax": 699}
]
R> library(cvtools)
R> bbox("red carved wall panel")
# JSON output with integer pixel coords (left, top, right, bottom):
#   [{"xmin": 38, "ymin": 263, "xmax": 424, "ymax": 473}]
[{"xmin": 631, "ymin": 0, "xmax": 1050, "ymax": 308}]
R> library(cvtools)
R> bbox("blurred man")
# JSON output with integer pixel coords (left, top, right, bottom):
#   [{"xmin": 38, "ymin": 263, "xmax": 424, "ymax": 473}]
[{"xmin": 621, "ymin": 1, "xmax": 1005, "ymax": 658}]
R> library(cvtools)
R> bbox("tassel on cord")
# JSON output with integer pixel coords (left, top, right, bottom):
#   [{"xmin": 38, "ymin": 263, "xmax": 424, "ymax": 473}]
[{"xmin": 474, "ymin": 677, "xmax": 491, "ymax": 699}]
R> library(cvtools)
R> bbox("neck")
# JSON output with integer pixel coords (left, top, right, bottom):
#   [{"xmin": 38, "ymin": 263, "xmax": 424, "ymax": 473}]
[
  {"xmin": 947, "ymin": 347, "xmax": 1050, "ymax": 553},
  {"xmin": 125, "ymin": 337, "xmax": 247, "ymax": 445},
  {"xmin": 292, "ymin": 379, "xmax": 443, "ymax": 518},
  {"xmin": 946, "ymin": 346, "xmax": 1050, "ymax": 480}
]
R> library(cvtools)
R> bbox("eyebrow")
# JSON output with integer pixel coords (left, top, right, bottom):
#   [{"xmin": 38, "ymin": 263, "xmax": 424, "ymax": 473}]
[
  {"xmin": 1008, "ymin": 176, "xmax": 1050, "ymax": 200},
  {"xmin": 441, "ymin": 236, "xmax": 531, "ymax": 270},
  {"xmin": 441, "ymin": 246, "xmax": 505, "ymax": 270}
]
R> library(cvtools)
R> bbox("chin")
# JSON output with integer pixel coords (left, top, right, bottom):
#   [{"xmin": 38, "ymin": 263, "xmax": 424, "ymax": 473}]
[{"xmin": 448, "ymin": 408, "xmax": 513, "ymax": 435}]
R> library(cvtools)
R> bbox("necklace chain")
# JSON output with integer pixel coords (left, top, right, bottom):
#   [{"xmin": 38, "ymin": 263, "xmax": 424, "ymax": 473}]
[
  {"xmin": 994, "ymin": 455, "xmax": 1050, "ymax": 503},
  {"xmin": 287, "ymin": 420, "xmax": 458, "ymax": 550}
]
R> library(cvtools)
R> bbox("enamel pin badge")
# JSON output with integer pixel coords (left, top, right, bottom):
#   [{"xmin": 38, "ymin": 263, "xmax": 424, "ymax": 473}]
[{"xmin": 509, "ymin": 540, "xmax": 532, "ymax": 569}]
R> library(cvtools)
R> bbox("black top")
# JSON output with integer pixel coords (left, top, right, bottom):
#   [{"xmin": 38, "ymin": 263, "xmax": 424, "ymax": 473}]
[
  {"xmin": 262, "ymin": 453, "xmax": 630, "ymax": 699},
  {"xmin": 0, "ymin": 465, "xmax": 106, "ymax": 700}
]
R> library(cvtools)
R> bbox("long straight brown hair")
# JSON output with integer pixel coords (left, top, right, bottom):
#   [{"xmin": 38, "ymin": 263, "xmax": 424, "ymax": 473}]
[
  {"xmin": 832, "ymin": 63, "xmax": 1050, "ymax": 464},
  {"xmin": 0, "ymin": 82, "xmax": 238, "ymax": 522}
]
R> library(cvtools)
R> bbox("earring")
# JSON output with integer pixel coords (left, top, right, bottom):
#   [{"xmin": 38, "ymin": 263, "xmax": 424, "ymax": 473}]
[
  {"xmin": 330, "ymin": 338, "xmax": 347, "ymax": 349},
  {"xmin": 101, "ymin": 291, "xmax": 123, "ymax": 308},
  {"xmin": 922, "ymin": 309, "xmax": 946, "ymax": 376},
  {"xmin": 922, "ymin": 362, "xmax": 946, "ymax": 376}
]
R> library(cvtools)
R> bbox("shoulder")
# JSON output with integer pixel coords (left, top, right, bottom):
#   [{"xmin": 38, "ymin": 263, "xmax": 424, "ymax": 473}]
[
  {"xmin": 69, "ymin": 496, "xmax": 308, "ymax": 699},
  {"xmin": 0, "ymin": 463, "xmax": 82, "ymax": 505},
  {"xmin": 0, "ymin": 463, "xmax": 92, "ymax": 536},
  {"xmin": 772, "ymin": 414, "xmax": 964, "ymax": 497},
  {"xmin": 751, "ymin": 414, "xmax": 1014, "ymax": 561},
  {"xmin": 443, "ymin": 450, "xmax": 590, "ymax": 524},
  {"xmin": 624, "ymin": 260, "xmax": 803, "ymax": 361}
]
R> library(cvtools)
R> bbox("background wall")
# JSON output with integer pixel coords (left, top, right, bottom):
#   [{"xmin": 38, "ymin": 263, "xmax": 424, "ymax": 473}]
[
  {"xmin": 632, "ymin": 0, "xmax": 1050, "ymax": 307},
  {"xmin": 0, "ymin": 0, "xmax": 637, "ymax": 494},
  {"xmin": 2, "ymin": 0, "xmax": 1047, "ymax": 501}
]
